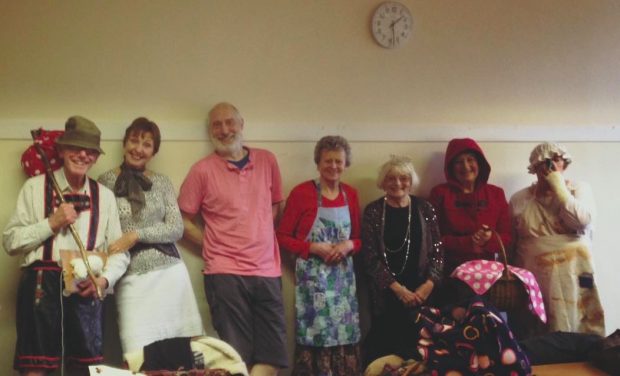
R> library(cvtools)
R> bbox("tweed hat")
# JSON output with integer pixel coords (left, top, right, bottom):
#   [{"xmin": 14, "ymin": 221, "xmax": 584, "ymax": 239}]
[{"xmin": 55, "ymin": 116, "xmax": 104, "ymax": 154}]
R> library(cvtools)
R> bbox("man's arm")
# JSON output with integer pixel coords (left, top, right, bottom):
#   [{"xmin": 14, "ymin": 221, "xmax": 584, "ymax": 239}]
[
  {"xmin": 181, "ymin": 211, "xmax": 204, "ymax": 248},
  {"xmin": 3, "ymin": 179, "xmax": 55, "ymax": 256},
  {"xmin": 272, "ymin": 201, "xmax": 283, "ymax": 225},
  {"xmin": 100, "ymin": 194, "xmax": 130, "ymax": 295},
  {"xmin": 269, "ymin": 151, "xmax": 284, "ymax": 226}
]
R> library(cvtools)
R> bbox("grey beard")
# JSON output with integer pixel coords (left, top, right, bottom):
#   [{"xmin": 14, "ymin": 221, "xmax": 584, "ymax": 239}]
[{"xmin": 212, "ymin": 137, "xmax": 243, "ymax": 157}]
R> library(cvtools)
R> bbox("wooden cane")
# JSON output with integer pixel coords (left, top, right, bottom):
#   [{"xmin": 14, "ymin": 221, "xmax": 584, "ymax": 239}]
[{"xmin": 31, "ymin": 130, "xmax": 103, "ymax": 300}]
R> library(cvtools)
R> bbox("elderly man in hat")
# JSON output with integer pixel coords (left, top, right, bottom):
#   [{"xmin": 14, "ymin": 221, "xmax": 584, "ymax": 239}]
[{"xmin": 3, "ymin": 116, "xmax": 130, "ymax": 376}]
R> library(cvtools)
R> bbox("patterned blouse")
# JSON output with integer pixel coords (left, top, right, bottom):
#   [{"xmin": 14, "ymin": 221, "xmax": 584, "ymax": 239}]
[{"xmin": 98, "ymin": 169, "xmax": 184, "ymax": 275}]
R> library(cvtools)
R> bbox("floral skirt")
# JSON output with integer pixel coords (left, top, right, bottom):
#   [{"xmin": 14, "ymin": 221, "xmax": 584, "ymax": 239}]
[{"xmin": 292, "ymin": 343, "xmax": 362, "ymax": 376}]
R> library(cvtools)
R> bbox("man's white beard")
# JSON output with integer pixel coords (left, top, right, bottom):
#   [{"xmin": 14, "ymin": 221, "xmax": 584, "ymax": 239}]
[{"xmin": 212, "ymin": 133, "xmax": 243, "ymax": 157}]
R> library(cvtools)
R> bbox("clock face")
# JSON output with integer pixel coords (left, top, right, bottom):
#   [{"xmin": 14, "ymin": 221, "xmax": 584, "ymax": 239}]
[{"xmin": 371, "ymin": 2, "xmax": 413, "ymax": 49}]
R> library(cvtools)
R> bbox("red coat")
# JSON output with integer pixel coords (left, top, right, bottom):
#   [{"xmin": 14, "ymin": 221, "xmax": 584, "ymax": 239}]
[{"xmin": 429, "ymin": 138, "xmax": 512, "ymax": 274}]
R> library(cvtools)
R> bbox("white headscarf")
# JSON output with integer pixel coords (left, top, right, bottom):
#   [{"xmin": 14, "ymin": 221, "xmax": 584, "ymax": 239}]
[{"xmin": 527, "ymin": 142, "xmax": 573, "ymax": 174}]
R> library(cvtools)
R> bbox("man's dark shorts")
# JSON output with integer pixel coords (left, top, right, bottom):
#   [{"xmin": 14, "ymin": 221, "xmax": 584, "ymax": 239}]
[
  {"xmin": 204, "ymin": 274, "xmax": 288, "ymax": 368},
  {"xmin": 14, "ymin": 261, "xmax": 103, "ymax": 372}
]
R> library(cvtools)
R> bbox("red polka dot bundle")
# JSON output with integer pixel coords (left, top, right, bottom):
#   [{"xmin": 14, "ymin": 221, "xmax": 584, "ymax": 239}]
[{"xmin": 21, "ymin": 128, "xmax": 64, "ymax": 177}]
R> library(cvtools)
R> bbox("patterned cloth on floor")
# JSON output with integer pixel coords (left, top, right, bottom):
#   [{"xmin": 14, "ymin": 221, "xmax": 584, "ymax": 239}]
[{"xmin": 378, "ymin": 297, "xmax": 532, "ymax": 376}]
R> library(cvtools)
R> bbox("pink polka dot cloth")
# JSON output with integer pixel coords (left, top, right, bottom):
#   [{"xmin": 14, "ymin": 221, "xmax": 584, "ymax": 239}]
[{"xmin": 451, "ymin": 259, "xmax": 547, "ymax": 323}]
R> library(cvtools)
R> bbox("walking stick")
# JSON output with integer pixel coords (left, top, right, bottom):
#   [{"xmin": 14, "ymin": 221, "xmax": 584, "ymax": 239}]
[{"xmin": 30, "ymin": 130, "xmax": 103, "ymax": 300}]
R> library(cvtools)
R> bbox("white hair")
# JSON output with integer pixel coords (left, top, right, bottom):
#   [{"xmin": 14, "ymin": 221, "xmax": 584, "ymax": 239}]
[{"xmin": 376, "ymin": 155, "xmax": 420, "ymax": 191}]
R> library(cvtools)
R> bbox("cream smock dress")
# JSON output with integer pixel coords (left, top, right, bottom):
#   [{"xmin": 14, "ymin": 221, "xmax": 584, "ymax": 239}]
[{"xmin": 510, "ymin": 179, "xmax": 605, "ymax": 335}]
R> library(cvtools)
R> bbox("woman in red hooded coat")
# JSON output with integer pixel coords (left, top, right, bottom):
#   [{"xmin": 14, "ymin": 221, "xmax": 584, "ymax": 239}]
[{"xmin": 429, "ymin": 138, "xmax": 512, "ymax": 305}]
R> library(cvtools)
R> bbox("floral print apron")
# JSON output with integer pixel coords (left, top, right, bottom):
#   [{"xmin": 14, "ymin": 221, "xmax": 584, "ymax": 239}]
[{"xmin": 295, "ymin": 182, "xmax": 361, "ymax": 346}]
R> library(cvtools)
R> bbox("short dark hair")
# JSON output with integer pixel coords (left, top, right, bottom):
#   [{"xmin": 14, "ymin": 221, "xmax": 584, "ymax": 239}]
[
  {"xmin": 123, "ymin": 117, "xmax": 161, "ymax": 154},
  {"xmin": 313, "ymin": 135, "xmax": 352, "ymax": 167}
]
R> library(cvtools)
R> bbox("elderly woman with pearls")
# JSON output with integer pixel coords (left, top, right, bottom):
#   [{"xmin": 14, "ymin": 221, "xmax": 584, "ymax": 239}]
[
  {"xmin": 361, "ymin": 155, "xmax": 444, "ymax": 365},
  {"xmin": 510, "ymin": 142, "xmax": 605, "ymax": 337}
]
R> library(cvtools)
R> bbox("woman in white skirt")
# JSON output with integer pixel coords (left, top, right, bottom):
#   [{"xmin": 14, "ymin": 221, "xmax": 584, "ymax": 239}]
[{"xmin": 99, "ymin": 117, "xmax": 205, "ymax": 371}]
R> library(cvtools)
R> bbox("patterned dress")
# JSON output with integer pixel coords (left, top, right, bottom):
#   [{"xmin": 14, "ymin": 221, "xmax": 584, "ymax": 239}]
[
  {"xmin": 277, "ymin": 180, "xmax": 362, "ymax": 376},
  {"xmin": 99, "ymin": 169, "xmax": 204, "ymax": 359}
]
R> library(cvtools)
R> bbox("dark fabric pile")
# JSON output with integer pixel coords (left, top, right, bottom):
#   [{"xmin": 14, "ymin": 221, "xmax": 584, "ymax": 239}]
[{"xmin": 381, "ymin": 297, "xmax": 531, "ymax": 375}]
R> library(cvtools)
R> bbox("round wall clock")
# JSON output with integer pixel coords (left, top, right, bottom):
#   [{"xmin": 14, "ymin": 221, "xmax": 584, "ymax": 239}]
[{"xmin": 371, "ymin": 1, "xmax": 413, "ymax": 49}]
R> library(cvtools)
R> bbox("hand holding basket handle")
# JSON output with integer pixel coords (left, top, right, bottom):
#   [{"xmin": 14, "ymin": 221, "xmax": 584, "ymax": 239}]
[{"xmin": 30, "ymin": 130, "xmax": 103, "ymax": 300}]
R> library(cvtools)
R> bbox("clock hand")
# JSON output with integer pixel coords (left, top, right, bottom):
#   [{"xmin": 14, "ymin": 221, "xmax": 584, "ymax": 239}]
[{"xmin": 390, "ymin": 16, "xmax": 404, "ymax": 27}]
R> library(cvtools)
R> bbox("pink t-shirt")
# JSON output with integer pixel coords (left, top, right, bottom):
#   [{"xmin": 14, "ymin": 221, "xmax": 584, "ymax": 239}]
[{"xmin": 178, "ymin": 147, "xmax": 283, "ymax": 277}]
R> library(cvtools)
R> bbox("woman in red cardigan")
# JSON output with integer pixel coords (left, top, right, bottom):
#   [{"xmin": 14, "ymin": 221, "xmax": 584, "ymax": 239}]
[{"xmin": 277, "ymin": 135, "xmax": 362, "ymax": 376}]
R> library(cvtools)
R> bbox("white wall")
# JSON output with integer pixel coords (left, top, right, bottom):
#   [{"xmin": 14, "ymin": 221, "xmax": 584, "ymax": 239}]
[
  {"xmin": 1, "ymin": 0, "xmax": 619, "ymax": 137},
  {"xmin": 1, "ymin": 1, "xmax": 619, "ymax": 374}
]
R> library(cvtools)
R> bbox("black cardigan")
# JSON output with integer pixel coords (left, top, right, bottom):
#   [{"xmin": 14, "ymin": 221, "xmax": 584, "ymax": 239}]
[{"xmin": 361, "ymin": 195, "xmax": 444, "ymax": 316}]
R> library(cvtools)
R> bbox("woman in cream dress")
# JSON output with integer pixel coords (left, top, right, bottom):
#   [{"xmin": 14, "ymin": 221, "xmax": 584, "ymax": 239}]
[{"xmin": 510, "ymin": 142, "xmax": 604, "ymax": 337}]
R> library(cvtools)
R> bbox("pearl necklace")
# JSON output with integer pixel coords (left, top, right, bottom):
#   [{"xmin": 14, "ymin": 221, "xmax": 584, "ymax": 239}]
[{"xmin": 381, "ymin": 196, "xmax": 412, "ymax": 276}]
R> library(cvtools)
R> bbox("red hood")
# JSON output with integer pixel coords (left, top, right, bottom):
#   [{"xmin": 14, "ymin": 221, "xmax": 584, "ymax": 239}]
[{"xmin": 444, "ymin": 138, "xmax": 491, "ymax": 188}]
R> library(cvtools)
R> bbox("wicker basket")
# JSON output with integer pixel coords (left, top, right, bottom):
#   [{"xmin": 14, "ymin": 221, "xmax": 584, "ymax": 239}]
[{"xmin": 485, "ymin": 231, "xmax": 529, "ymax": 311}]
